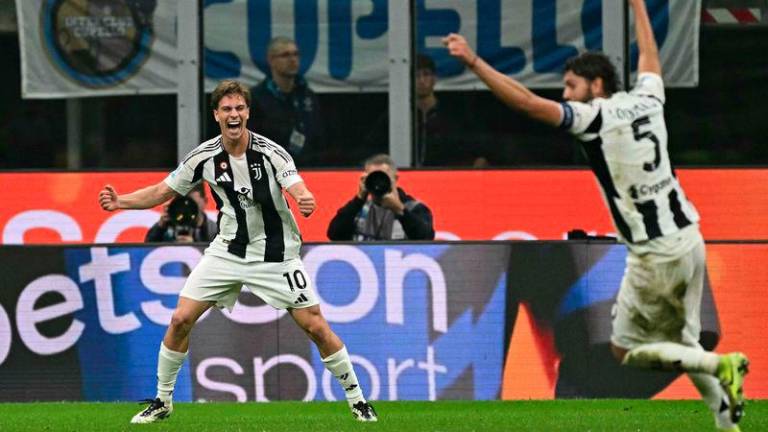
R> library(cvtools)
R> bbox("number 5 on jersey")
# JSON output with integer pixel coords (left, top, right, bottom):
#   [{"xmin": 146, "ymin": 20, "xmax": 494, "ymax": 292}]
[{"xmin": 632, "ymin": 115, "xmax": 661, "ymax": 172}]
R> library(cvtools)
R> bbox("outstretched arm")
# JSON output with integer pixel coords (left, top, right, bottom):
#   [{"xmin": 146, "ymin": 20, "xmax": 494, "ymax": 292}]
[
  {"xmin": 98, "ymin": 181, "xmax": 178, "ymax": 211},
  {"xmin": 630, "ymin": 0, "xmax": 661, "ymax": 75},
  {"xmin": 442, "ymin": 33, "xmax": 563, "ymax": 127},
  {"xmin": 286, "ymin": 181, "xmax": 316, "ymax": 217}
]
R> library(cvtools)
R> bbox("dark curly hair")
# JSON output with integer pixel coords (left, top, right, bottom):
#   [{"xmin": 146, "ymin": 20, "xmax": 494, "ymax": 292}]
[{"xmin": 564, "ymin": 52, "xmax": 619, "ymax": 96}]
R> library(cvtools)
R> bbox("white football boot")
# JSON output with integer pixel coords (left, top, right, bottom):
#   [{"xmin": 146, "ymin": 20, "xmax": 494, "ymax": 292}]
[
  {"xmin": 130, "ymin": 397, "xmax": 173, "ymax": 424},
  {"xmin": 350, "ymin": 401, "xmax": 378, "ymax": 422}
]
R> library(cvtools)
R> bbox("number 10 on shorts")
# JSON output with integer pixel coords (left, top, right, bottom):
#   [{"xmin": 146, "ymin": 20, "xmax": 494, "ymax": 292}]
[{"xmin": 282, "ymin": 270, "xmax": 307, "ymax": 292}]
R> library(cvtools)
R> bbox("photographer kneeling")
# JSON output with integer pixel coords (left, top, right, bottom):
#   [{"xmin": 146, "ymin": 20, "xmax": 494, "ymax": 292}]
[
  {"xmin": 327, "ymin": 154, "xmax": 435, "ymax": 241},
  {"xmin": 145, "ymin": 183, "xmax": 218, "ymax": 243}
]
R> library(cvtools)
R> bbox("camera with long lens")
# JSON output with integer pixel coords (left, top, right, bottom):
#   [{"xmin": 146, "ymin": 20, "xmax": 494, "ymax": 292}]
[
  {"xmin": 364, "ymin": 170, "xmax": 392, "ymax": 199},
  {"xmin": 167, "ymin": 196, "xmax": 199, "ymax": 238}
]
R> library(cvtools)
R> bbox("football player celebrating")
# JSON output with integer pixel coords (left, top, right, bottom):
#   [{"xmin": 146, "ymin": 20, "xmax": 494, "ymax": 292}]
[
  {"xmin": 99, "ymin": 80, "xmax": 377, "ymax": 424},
  {"xmin": 444, "ymin": 1, "xmax": 748, "ymax": 430}
]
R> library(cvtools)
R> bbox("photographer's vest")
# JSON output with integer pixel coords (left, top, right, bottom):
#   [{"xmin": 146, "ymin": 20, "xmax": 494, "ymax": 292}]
[{"xmin": 353, "ymin": 189, "xmax": 422, "ymax": 241}]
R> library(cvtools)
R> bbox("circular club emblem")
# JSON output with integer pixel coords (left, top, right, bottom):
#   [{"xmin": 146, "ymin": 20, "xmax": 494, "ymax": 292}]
[
  {"xmin": 219, "ymin": 161, "xmax": 228, "ymax": 170},
  {"xmin": 40, "ymin": 0, "xmax": 157, "ymax": 88}
]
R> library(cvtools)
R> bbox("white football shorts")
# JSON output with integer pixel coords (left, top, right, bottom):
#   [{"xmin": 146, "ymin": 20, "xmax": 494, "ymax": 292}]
[
  {"xmin": 611, "ymin": 239, "xmax": 706, "ymax": 350},
  {"xmin": 179, "ymin": 253, "xmax": 319, "ymax": 311}
]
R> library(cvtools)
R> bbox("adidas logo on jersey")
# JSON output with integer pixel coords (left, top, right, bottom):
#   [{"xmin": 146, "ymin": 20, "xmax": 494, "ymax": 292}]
[
  {"xmin": 216, "ymin": 172, "xmax": 232, "ymax": 183},
  {"xmin": 294, "ymin": 293, "xmax": 309, "ymax": 304}
]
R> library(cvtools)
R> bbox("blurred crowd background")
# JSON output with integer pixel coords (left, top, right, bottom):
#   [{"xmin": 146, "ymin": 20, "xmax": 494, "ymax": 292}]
[{"xmin": 0, "ymin": 1, "xmax": 766, "ymax": 170}]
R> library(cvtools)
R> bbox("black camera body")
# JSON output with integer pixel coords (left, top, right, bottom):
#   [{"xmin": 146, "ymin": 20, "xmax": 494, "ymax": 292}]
[
  {"xmin": 167, "ymin": 196, "xmax": 199, "ymax": 237},
  {"xmin": 364, "ymin": 170, "xmax": 392, "ymax": 198}
]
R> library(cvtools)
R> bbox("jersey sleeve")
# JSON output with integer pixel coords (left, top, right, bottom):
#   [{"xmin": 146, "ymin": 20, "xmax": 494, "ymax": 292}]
[
  {"xmin": 164, "ymin": 158, "xmax": 199, "ymax": 196},
  {"xmin": 559, "ymin": 101, "xmax": 601, "ymax": 140},
  {"xmin": 631, "ymin": 72, "xmax": 665, "ymax": 104},
  {"xmin": 265, "ymin": 145, "xmax": 304, "ymax": 189}
]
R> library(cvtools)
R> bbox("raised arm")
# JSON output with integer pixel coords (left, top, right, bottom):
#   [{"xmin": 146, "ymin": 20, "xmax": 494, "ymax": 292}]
[
  {"xmin": 442, "ymin": 33, "xmax": 563, "ymax": 127},
  {"xmin": 99, "ymin": 181, "xmax": 178, "ymax": 211},
  {"xmin": 630, "ymin": 0, "xmax": 661, "ymax": 75},
  {"xmin": 286, "ymin": 181, "xmax": 316, "ymax": 217}
]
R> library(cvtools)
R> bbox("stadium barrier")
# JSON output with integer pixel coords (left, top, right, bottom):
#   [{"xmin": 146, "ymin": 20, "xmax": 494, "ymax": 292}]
[
  {"xmin": 0, "ymin": 241, "xmax": 765, "ymax": 402},
  {"xmin": 2, "ymin": 169, "xmax": 768, "ymax": 244}
]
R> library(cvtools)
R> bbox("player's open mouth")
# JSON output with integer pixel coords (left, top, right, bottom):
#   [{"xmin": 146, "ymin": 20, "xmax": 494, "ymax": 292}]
[{"xmin": 226, "ymin": 121, "xmax": 240, "ymax": 130}]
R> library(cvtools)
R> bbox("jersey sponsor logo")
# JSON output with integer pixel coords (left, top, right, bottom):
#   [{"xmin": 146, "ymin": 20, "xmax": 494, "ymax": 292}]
[
  {"xmin": 281, "ymin": 169, "xmax": 297, "ymax": 178},
  {"xmin": 237, "ymin": 189, "xmax": 255, "ymax": 210},
  {"xmin": 628, "ymin": 176, "xmax": 674, "ymax": 200},
  {"xmin": 40, "ymin": 0, "xmax": 156, "ymax": 88},
  {"xmin": 215, "ymin": 172, "xmax": 232, "ymax": 183}
]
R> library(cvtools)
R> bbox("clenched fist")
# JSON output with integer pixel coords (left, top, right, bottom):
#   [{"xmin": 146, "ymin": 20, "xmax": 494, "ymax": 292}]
[
  {"xmin": 297, "ymin": 192, "xmax": 316, "ymax": 217},
  {"xmin": 98, "ymin": 185, "xmax": 120, "ymax": 211}
]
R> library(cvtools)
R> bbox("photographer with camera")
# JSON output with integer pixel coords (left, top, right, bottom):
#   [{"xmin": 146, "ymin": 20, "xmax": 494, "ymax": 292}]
[
  {"xmin": 145, "ymin": 183, "xmax": 218, "ymax": 243},
  {"xmin": 327, "ymin": 154, "xmax": 434, "ymax": 241}
]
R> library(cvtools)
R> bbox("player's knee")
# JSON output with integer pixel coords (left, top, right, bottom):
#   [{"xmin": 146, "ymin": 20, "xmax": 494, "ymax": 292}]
[
  {"xmin": 169, "ymin": 312, "xmax": 196, "ymax": 336},
  {"xmin": 610, "ymin": 343, "xmax": 629, "ymax": 364},
  {"xmin": 303, "ymin": 319, "xmax": 332, "ymax": 343},
  {"xmin": 303, "ymin": 320, "xmax": 324, "ymax": 339}
]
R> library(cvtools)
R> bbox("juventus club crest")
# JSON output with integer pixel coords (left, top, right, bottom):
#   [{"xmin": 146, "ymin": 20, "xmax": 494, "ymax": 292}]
[{"xmin": 250, "ymin": 162, "xmax": 262, "ymax": 181}]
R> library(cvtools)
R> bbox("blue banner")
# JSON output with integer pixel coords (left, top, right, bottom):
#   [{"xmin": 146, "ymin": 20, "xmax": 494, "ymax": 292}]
[
  {"xmin": 202, "ymin": 0, "xmax": 699, "ymax": 91},
  {"xmin": 18, "ymin": 0, "xmax": 700, "ymax": 98}
]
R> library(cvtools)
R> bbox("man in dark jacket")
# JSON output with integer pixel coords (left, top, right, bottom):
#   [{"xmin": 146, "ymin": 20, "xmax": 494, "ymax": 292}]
[
  {"xmin": 327, "ymin": 154, "xmax": 435, "ymax": 241},
  {"xmin": 248, "ymin": 37, "xmax": 325, "ymax": 166},
  {"xmin": 145, "ymin": 183, "xmax": 217, "ymax": 243}
]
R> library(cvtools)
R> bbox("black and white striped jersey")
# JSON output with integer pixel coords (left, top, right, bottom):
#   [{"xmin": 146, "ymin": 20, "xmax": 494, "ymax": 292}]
[
  {"xmin": 559, "ymin": 73, "xmax": 700, "ymax": 253},
  {"xmin": 165, "ymin": 131, "xmax": 303, "ymax": 262}
]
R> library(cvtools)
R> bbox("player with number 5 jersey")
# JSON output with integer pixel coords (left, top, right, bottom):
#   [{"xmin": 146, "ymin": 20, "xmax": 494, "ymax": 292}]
[
  {"xmin": 98, "ymin": 80, "xmax": 377, "ymax": 424},
  {"xmin": 444, "ymin": 1, "xmax": 747, "ymax": 430},
  {"xmin": 559, "ymin": 70, "xmax": 700, "ymax": 257}
]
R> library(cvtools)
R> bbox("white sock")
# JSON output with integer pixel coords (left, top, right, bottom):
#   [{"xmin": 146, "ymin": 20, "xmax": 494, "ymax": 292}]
[
  {"xmin": 322, "ymin": 346, "xmax": 364, "ymax": 405},
  {"xmin": 622, "ymin": 342, "xmax": 720, "ymax": 374},
  {"xmin": 689, "ymin": 372, "xmax": 736, "ymax": 430},
  {"xmin": 156, "ymin": 343, "xmax": 187, "ymax": 402}
]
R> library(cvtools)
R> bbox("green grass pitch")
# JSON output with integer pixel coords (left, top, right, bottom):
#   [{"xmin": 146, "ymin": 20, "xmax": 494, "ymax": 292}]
[{"xmin": 0, "ymin": 400, "xmax": 764, "ymax": 431}]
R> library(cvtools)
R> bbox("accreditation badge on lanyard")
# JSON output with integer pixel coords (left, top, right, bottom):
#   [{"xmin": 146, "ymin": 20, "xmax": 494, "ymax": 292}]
[
  {"xmin": 289, "ymin": 128, "xmax": 306, "ymax": 155},
  {"xmin": 288, "ymin": 92, "xmax": 310, "ymax": 155}
]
